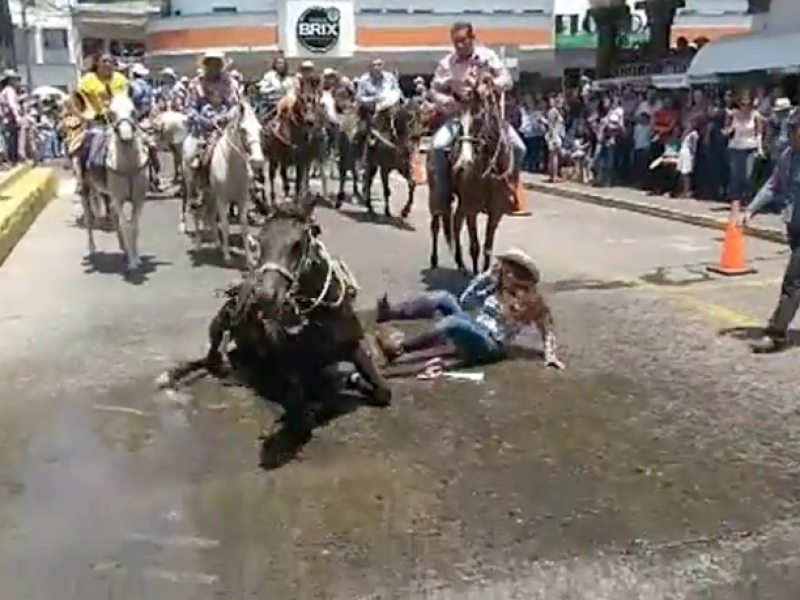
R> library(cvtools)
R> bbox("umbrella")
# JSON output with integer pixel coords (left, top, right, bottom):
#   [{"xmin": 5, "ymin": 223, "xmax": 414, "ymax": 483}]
[{"xmin": 32, "ymin": 85, "xmax": 67, "ymax": 100}]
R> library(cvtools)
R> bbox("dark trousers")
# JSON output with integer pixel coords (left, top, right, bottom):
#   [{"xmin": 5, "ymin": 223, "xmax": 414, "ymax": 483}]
[
  {"xmin": 766, "ymin": 228, "xmax": 800, "ymax": 339},
  {"xmin": 632, "ymin": 148, "xmax": 649, "ymax": 189},
  {"xmin": 523, "ymin": 135, "xmax": 544, "ymax": 173}
]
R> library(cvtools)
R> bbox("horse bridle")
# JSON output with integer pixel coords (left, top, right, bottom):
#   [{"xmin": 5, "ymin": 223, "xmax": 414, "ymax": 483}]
[{"xmin": 252, "ymin": 224, "xmax": 345, "ymax": 327}]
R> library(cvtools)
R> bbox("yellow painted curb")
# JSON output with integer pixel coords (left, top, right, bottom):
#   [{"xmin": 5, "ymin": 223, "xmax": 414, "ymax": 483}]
[
  {"xmin": 0, "ymin": 167, "xmax": 59, "ymax": 268},
  {"xmin": 0, "ymin": 164, "xmax": 33, "ymax": 193}
]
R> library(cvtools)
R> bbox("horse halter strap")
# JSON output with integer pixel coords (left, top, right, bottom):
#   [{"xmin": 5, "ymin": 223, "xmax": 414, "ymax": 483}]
[{"xmin": 255, "ymin": 236, "xmax": 346, "ymax": 319}]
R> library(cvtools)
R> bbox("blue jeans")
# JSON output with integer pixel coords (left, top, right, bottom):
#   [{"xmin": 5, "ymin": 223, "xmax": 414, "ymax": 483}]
[
  {"xmin": 523, "ymin": 135, "xmax": 544, "ymax": 172},
  {"xmin": 425, "ymin": 291, "xmax": 502, "ymax": 363},
  {"xmin": 3, "ymin": 125, "xmax": 19, "ymax": 163},
  {"xmin": 593, "ymin": 143, "xmax": 616, "ymax": 186},
  {"xmin": 727, "ymin": 147, "xmax": 757, "ymax": 202}
]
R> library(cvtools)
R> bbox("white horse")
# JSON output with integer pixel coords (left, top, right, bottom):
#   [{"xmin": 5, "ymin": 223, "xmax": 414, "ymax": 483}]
[
  {"xmin": 82, "ymin": 94, "xmax": 149, "ymax": 271},
  {"xmin": 181, "ymin": 101, "xmax": 263, "ymax": 264},
  {"xmin": 152, "ymin": 108, "xmax": 188, "ymax": 189}
]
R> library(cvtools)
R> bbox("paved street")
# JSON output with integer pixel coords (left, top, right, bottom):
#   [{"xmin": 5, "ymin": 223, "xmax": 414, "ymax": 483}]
[{"xmin": 2, "ymin": 174, "xmax": 800, "ymax": 599}]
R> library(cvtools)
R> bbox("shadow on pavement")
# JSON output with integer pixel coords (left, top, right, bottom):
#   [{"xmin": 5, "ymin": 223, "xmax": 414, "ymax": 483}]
[
  {"xmin": 82, "ymin": 252, "xmax": 170, "ymax": 284},
  {"xmin": 335, "ymin": 204, "xmax": 416, "ymax": 232},
  {"xmin": 188, "ymin": 245, "xmax": 245, "ymax": 270},
  {"xmin": 419, "ymin": 266, "xmax": 470, "ymax": 293},
  {"xmin": 719, "ymin": 326, "xmax": 800, "ymax": 348}
]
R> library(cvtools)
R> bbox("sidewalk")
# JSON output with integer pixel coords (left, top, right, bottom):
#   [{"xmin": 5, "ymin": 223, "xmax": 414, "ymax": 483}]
[{"xmin": 521, "ymin": 174, "xmax": 786, "ymax": 244}]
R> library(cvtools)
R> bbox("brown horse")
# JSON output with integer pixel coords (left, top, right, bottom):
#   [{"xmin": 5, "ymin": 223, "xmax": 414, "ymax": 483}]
[
  {"xmin": 447, "ymin": 80, "xmax": 514, "ymax": 273},
  {"xmin": 264, "ymin": 83, "xmax": 328, "ymax": 204},
  {"xmin": 360, "ymin": 103, "xmax": 419, "ymax": 218}
]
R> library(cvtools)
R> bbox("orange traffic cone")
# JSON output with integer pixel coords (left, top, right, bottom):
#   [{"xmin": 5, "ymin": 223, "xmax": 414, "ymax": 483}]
[
  {"xmin": 509, "ymin": 180, "xmax": 531, "ymax": 216},
  {"xmin": 412, "ymin": 150, "xmax": 426, "ymax": 185},
  {"xmin": 707, "ymin": 201, "xmax": 756, "ymax": 276}
]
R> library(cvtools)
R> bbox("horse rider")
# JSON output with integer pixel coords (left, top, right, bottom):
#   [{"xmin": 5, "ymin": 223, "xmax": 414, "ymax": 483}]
[
  {"xmin": 257, "ymin": 54, "xmax": 293, "ymax": 116},
  {"xmin": 129, "ymin": 63, "xmax": 154, "ymax": 120},
  {"xmin": 275, "ymin": 60, "xmax": 318, "ymax": 121},
  {"xmin": 77, "ymin": 52, "xmax": 130, "ymax": 179},
  {"xmin": 184, "ymin": 50, "xmax": 240, "ymax": 175},
  {"xmin": 429, "ymin": 21, "xmax": 525, "ymax": 199},
  {"xmin": 156, "ymin": 67, "xmax": 186, "ymax": 109},
  {"xmin": 354, "ymin": 57, "xmax": 401, "ymax": 146}
]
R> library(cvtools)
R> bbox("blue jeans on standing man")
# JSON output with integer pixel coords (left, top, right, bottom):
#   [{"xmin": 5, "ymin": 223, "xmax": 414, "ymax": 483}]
[{"xmin": 727, "ymin": 147, "xmax": 757, "ymax": 202}]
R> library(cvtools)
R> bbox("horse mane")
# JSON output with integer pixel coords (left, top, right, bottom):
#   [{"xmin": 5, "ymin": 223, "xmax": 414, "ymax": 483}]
[{"xmin": 266, "ymin": 201, "xmax": 313, "ymax": 224}]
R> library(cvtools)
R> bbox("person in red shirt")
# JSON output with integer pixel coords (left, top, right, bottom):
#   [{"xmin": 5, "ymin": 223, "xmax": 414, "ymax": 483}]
[{"xmin": 652, "ymin": 97, "xmax": 679, "ymax": 142}]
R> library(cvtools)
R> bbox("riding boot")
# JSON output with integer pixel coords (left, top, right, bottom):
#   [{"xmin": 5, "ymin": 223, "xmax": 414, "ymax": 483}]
[
  {"xmin": 376, "ymin": 293, "xmax": 439, "ymax": 323},
  {"xmin": 378, "ymin": 327, "xmax": 446, "ymax": 362}
]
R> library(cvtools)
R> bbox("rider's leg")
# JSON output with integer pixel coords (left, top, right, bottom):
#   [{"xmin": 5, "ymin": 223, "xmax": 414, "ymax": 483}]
[
  {"xmin": 430, "ymin": 121, "xmax": 456, "ymax": 200},
  {"xmin": 504, "ymin": 122, "xmax": 526, "ymax": 183},
  {"xmin": 376, "ymin": 290, "xmax": 464, "ymax": 322},
  {"xmin": 379, "ymin": 310, "xmax": 501, "ymax": 364}
]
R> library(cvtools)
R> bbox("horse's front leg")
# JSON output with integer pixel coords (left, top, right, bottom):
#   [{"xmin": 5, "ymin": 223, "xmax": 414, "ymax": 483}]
[
  {"xmin": 401, "ymin": 174, "xmax": 415, "ymax": 219},
  {"xmin": 466, "ymin": 213, "xmax": 480, "ymax": 275},
  {"xmin": 362, "ymin": 161, "xmax": 377, "ymax": 214},
  {"xmin": 79, "ymin": 181, "xmax": 97, "ymax": 257},
  {"xmin": 350, "ymin": 341, "xmax": 392, "ymax": 406},
  {"xmin": 452, "ymin": 207, "xmax": 467, "ymax": 273},
  {"xmin": 128, "ymin": 173, "xmax": 147, "ymax": 269},
  {"xmin": 380, "ymin": 164, "xmax": 392, "ymax": 217},
  {"xmin": 429, "ymin": 214, "xmax": 440, "ymax": 269},
  {"xmin": 171, "ymin": 146, "xmax": 183, "ymax": 186},
  {"xmin": 215, "ymin": 194, "xmax": 232, "ymax": 264},
  {"xmin": 482, "ymin": 209, "xmax": 503, "ymax": 272}
]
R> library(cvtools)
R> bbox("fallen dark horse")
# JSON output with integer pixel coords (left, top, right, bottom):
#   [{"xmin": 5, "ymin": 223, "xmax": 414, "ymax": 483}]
[{"xmin": 157, "ymin": 199, "xmax": 392, "ymax": 463}]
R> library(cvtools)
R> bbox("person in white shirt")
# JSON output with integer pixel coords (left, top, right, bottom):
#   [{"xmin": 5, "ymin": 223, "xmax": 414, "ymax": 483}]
[
  {"xmin": 726, "ymin": 88, "xmax": 764, "ymax": 203},
  {"xmin": 0, "ymin": 69, "xmax": 23, "ymax": 163},
  {"xmin": 636, "ymin": 88, "xmax": 662, "ymax": 118}
]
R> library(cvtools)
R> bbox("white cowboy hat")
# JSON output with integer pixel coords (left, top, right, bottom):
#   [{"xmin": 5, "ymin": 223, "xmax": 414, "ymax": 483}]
[
  {"xmin": 131, "ymin": 63, "xmax": 149, "ymax": 77},
  {"xmin": 2, "ymin": 68, "xmax": 19, "ymax": 79},
  {"xmin": 774, "ymin": 97, "xmax": 793, "ymax": 111},
  {"xmin": 495, "ymin": 248, "xmax": 540, "ymax": 283},
  {"xmin": 160, "ymin": 67, "xmax": 176, "ymax": 77},
  {"xmin": 300, "ymin": 60, "xmax": 314, "ymax": 69},
  {"xmin": 323, "ymin": 67, "xmax": 336, "ymax": 76},
  {"xmin": 202, "ymin": 50, "xmax": 225, "ymax": 62}
]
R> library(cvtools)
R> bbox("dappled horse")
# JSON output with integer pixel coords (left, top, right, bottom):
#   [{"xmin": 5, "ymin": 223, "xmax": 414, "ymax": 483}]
[
  {"xmin": 80, "ymin": 94, "xmax": 150, "ymax": 271},
  {"xmin": 151, "ymin": 107, "xmax": 189, "ymax": 196},
  {"xmin": 429, "ymin": 77, "xmax": 514, "ymax": 273},
  {"xmin": 361, "ymin": 103, "xmax": 418, "ymax": 218},
  {"xmin": 156, "ymin": 197, "xmax": 392, "ymax": 438},
  {"xmin": 181, "ymin": 100, "xmax": 264, "ymax": 265}
]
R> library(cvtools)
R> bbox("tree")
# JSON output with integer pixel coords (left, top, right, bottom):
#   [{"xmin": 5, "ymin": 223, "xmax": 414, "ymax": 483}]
[
  {"xmin": 640, "ymin": 0, "xmax": 684, "ymax": 61},
  {"xmin": 590, "ymin": 0, "xmax": 627, "ymax": 78}
]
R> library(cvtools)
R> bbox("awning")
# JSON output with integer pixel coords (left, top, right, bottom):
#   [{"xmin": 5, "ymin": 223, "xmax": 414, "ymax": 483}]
[{"xmin": 687, "ymin": 30, "xmax": 800, "ymax": 82}]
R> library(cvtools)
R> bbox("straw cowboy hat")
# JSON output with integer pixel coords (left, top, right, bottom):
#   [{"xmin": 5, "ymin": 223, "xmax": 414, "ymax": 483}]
[
  {"xmin": 202, "ymin": 50, "xmax": 225, "ymax": 63},
  {"xmin": 496, "ymin": 248, "xmax": 540, "ymax": 284},
  {"xmin": 300, "ymin": 60, "xmax": 315, "ymax": 69},
  {"xmin": 1, "ymin": 68, "xmax": 19, "ymax": 82},
  {"xmin": 322, "ymin": 67, "xmax": 336, "ymax": 76},
  {"xmin": 130, "ymin": 63, "xmax": 149, "ymax": 77},
  {"xmin": 160, "ymin": 67, "xmax": 177, "ymax": 77},
  {"xmin": 774, "ymin": 97, "xmax": 793, "ymax": 111}
]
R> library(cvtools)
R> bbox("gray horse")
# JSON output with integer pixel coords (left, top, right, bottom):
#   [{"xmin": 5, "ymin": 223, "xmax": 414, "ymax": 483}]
[
  {"xmin": 181, "ymin": 101, "xmax": 264, "ymax": 264},
  {"xmin": 81, "ymin": 94, "xmax": 149, "ymax": 272}
]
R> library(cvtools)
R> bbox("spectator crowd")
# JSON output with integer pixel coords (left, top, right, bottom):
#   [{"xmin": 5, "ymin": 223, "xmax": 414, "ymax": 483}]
[{"xmin": 508, "ymin": 81, "xmax": 797, "ymax": 208}]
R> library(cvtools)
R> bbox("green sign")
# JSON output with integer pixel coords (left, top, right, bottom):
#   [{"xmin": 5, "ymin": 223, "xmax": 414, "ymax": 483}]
[{"xmin": 553, "ymin": 11, "xmax": 650, "ymax": 50}]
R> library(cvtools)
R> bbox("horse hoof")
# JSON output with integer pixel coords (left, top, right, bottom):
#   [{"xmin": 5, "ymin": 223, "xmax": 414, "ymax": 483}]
[
  {"xmin": 429, "ymin": 256, "xmax": 438, "ymax": 269},
  {"xmin": 155, "ymin": 371, "xmax": 173, "ymax": 389}
]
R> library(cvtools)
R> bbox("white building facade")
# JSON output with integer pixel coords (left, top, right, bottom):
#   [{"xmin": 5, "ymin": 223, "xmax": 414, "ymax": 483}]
[{"xmin": 8, "ymin": 0, "xmax": 80, "ymax": 88}]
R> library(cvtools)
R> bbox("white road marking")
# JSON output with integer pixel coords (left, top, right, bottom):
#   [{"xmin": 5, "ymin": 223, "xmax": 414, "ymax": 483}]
[
  {"xmin": 142, "ymin": 568, "xmax": 219, "ymax": 586},
  {"xmin": 92, "ymin": 404, "xmax": 153, "ymax": 417},
  {"xmin": 125, "ymin": 533, "xmax": 220, "ymax": 549}
]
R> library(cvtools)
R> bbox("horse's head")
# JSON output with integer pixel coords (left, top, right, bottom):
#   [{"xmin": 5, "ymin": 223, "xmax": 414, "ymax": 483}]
[
  {"xmin": 228, "ymin": 100, "xmax": 264, "ymax": 167},
  {"xmin": 295, "ymin": 91, "xmax": 322, "ymax": 128},
  {"xmin": 243, "ymin": 195, "xmax": 321, "ymax": 340},
  {"xmin": 453, "ymin": 74, "xmax": 496, "ymax": 173},
  {"xmin": 107, "ymin": 94, "xmax": 138, "ymax": 143}
]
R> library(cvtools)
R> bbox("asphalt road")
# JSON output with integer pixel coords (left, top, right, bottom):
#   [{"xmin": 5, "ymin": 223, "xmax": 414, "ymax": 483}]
[{"xmin": 2, "ymin": 172, "xmax": 800, "ymax": 599}]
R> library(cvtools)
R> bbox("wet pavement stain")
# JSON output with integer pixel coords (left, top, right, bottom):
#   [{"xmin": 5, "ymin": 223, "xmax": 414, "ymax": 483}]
[{"xmin": 0, "ymin": 350, "xmax": 797, "ymax": 597}]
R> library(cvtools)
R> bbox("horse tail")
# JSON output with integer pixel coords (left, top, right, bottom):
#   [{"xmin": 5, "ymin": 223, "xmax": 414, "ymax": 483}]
[{"xmin": 443, "ymin": 202, "xmax": 455, "ymax": 252}]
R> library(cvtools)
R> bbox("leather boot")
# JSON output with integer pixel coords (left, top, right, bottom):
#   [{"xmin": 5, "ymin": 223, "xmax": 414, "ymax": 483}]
[
  {"xmin": 375, "ymin": 293, "xmax": 437, "ymax": 323},
  {"xmin": 378, "ymin": 327, "xmax": 446, "ymax": 362}
]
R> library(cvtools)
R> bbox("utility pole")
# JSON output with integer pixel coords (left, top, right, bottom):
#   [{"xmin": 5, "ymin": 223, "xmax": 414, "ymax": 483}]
[{"xmin": 20, "ymin": 0, "xmax": 32, "ymax": 86}]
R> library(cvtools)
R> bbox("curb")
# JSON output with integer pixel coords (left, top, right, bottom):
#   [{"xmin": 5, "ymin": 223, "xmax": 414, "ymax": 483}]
[
  {"xmin": 522, "ymin": 180, "xmax": 787, "ymax": 245},
  {"xmin": 0, "ymin": 164, "xmax": 33, "ymax": 192},
  {"xmin": 0, "ymin": 167, "xmax": 59, "ymax": 268}
]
